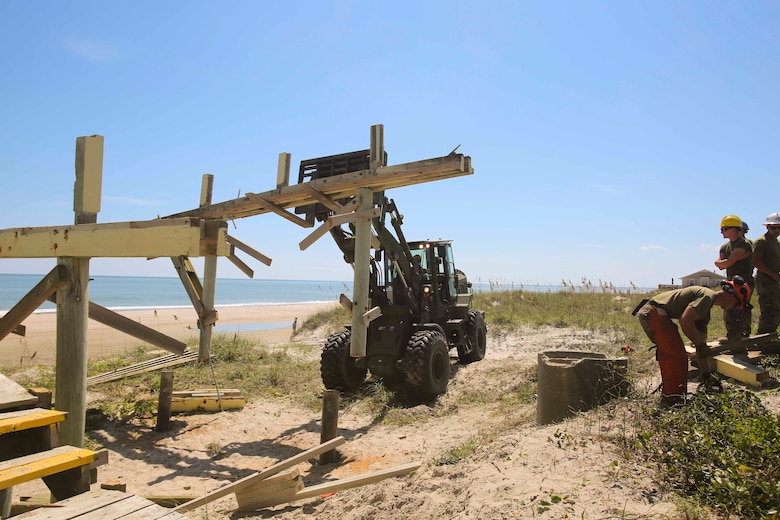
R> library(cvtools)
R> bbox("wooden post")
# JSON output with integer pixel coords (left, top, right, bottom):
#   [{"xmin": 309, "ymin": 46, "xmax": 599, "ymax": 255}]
[
  {"xmin": 319, "ymin": 389, "xmax": 340, "ymax": 465},
  {"xmin": 277, "ymin": 152, "xmax": 291, "ymax": 189},
  {"xmin": 54, "ymin": 135, "xmax": 103, "ymax": 448},
  {"xmin": 55, "ymin": 258, "xmax": 89, "ymax": 447},
  {"xmin": 349, "ymin": 187, "xmax": 372, "ymax": 358},
  {"xmin": 156, "ymin": 371, "xmax": 174, "ymax": 432},
  {"xmin": 199, "ymin": 174, "xmax": 216, "ymax": 361}
]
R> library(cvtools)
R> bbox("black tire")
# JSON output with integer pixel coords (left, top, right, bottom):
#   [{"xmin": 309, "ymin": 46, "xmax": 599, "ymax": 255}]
[
  {"xmin": 460, "ymin": 310, "xmax": 487, "ymax": 364},
  {"xmin": 403, "ymin": 330, "xmax": 450, "ymax": 398},
  {"xmin": 320, "ymin": 330, "xmax": 366, "ymax": 392}
]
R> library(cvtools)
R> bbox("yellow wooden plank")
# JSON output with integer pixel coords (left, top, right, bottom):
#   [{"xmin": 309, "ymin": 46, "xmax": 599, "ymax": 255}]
[
  {"xmin": 0, "ymin": 446, "xmax": 94, "ymax": 489},
  {"xmin": 170, "ymin": 397, "xmax": 245, "ymax": 413},
  {"xmin": 0, "ymin": 409, "xmax": 66, "ymax": 435}
]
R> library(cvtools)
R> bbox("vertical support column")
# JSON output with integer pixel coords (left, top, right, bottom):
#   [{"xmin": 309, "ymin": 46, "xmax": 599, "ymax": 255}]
[
  {"xmin": 55, "ymin": 258, "xmax": 89, "ymax": 447},
  {"xmin": 54, "ymin": 135, "xmax": 103, "ymax": 447},
  {"xmin": 350, "ymin": 188, "xmax": 372, "ymax": 357},
  {"xmin": 156, "ymin": 370, "xmax": 174, "ymax": 432},
  {"xmin": 319, "ymin": 389, "xmax": 340, "ymax": 465},
  {"xmin": 200, "ymin": 174, "xmax": 216, "ymax": 362}
]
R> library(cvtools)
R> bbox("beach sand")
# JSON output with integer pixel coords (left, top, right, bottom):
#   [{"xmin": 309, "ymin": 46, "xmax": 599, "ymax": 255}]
[{"xmin": 0, "ymin": 301, "xmax": 338, "ymax": 366}]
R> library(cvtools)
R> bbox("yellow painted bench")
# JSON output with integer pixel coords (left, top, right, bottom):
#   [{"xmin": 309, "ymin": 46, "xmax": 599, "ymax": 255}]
[
  {"xmin": 0, "ymin": 445, "xmax": 94, "ymax": 501},
  {"xmin": 0, "ymin": 409, "xmax": 65, "ymax": 435}
]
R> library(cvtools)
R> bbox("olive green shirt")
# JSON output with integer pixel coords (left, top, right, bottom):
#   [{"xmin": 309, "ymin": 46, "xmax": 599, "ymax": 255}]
[
  {"xmin": 753, "ymin": 233, "xmax": 780, "ymax": 278},
  {"xmin": 719, "ymin": 236, "xmax": 753, "ymax": 281},
  {"xmin": 652, "ymin": 286, "xmax": 716, "ymax": 329}
]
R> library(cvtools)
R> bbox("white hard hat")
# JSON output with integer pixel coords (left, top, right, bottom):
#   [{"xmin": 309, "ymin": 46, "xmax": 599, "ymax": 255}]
[{"xmin": 764, "ymin": 213, "xmax": 780, "ymax": 225}]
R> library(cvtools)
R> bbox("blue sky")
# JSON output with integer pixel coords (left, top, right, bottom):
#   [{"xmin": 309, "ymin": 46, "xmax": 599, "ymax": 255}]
[{"xmin": 1, "ymin": 1, "xmax": 778, "ymax": 288}]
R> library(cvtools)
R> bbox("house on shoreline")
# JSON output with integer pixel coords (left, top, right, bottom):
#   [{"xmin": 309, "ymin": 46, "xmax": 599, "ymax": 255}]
[{"xmin": 658, "ymin": 269, "xmax": 727, "ymax": 290}]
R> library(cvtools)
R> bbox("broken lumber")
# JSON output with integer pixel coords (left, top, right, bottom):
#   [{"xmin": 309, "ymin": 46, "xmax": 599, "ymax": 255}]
[
  {"xmin": 233, "ymin": 461, "xmax": 422, "ymax": 512},
  {"xmin": 172, "ymin": 436, "xmax": 346, "ymax": 512}
]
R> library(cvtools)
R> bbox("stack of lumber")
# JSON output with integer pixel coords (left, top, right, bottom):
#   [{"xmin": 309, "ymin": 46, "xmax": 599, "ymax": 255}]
[{"xmin": 685, "ymin": 332, "xmax": 779, "ymax": 388}]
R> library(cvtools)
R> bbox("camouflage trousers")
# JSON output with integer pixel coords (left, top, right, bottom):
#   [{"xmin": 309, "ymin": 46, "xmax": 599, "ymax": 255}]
[
  {"xmin": 723, "ymin": 302, "xmax": 752, "ymax": 340},
  {"xmin": 756, "ymin": 274, "xmax": 780, "ymax": 334}
]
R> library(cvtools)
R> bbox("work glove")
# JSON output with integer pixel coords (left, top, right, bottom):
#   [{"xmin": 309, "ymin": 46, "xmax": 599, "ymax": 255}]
[{"xmin": 697, "ymin": 372, "xmax": 723, "ymax": 394}]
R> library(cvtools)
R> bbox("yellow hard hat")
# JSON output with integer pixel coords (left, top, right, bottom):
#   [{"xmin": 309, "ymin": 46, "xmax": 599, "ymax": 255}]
[{"xmin": 720, "ymin": 215, "xmax": 742, "ymax": 228}]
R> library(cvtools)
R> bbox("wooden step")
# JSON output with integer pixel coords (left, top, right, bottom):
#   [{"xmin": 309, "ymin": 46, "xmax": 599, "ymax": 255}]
[
  {"xmin": 0, "ymin": 445, "xmax": 94, "ymax": 491},
  {"xmin": 0, "ymin": 409, "xmax": 66, "ymax": 436}
]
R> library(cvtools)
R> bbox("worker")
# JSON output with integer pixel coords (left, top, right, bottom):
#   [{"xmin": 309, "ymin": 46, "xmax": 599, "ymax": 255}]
[
  {"xmin": 633, "ymin": 277, "xmax": 752, "ymax": 406},
  {"xmin": 752, "ymin": 212, "xmax": 780, "ymax": 334},
  {"xmin": 714, "ymin": 215, "xmax": 754, "ymax": 340}
]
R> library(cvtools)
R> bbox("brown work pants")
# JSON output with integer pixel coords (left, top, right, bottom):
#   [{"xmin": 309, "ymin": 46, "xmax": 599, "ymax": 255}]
[{"xmin": 637, "ymin": 304, "xmax": 688, "ymax": 400}]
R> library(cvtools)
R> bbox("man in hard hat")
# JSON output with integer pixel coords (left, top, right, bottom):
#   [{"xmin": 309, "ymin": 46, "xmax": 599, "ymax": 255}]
[
  {"xmin": 753, "ymin": 213, "xmax": 780, "ymax": 334},
  {"xmin": 634, "ymin": 277, "xmax": 752, "ymax": 406},
  {"xmin": 714, "ymin": 215, "xmax": 754, "ymax": 340}
]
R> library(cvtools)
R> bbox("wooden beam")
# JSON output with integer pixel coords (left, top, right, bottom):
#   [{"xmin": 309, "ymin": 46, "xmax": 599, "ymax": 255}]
[
  {"xmin": 362, "ymin": 306, "xmax": 381, "ymax": 326},
  {"xmin": 0, "ymin": 265, "xmax": 66, "ymax": 341},
  {"xmin": 173, "ymin": 436, "xmax": 346, "ymax": 512},
  {"xmin": 227, "ymin": 246, "xmax": 254, "ymax": 278},
  {"xmin": 226, "ymin": 234, "xmax": 272, "ymax": 266},
  {"xmin": 87, "ymin": 301, "xmax": 187, "ymax": 355},
  {"xmin": 162, "ymin": 153, "xmax": 473, "ymax": 222},
  {"xmin": 329, "ymin": 207, "xmax": 381, "ymax": 227},
  {"xmin": 170, "ymin": 256, "xmax": 206, "ymax": 318},
  {"xmin": 350, "ymin": 187, "xmax": 373, "ymax": 358},
  {"xmin": 0, "ymin": 218, "xmax": 229, "ymax": 258},
  {"xmin": 246, "ymin": 193, "xmax": 313, "ymax": 228},
  {"xmin": 299, "ymin": 184, "xmax": 345, "ymax": 213}
]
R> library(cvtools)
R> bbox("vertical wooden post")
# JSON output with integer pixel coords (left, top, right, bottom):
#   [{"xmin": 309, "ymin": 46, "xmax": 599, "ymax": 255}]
[
  {"xmin": 54, "ymin": 135, "xmax": 103, "ymax": 448},
  {"xmin": 349, "ymin": 125, "xmax": 383, "ymax": 358},
  {"xmin": 200, "ymin": 174, "xmax": 216, "ymax": 361},
  {"xmin": 156, "ymin": 370, "xmax": 174, "ymax": 432},
  {"xmin": 319, "ymin": 389, "xmax": 340, "ymax": 465},
  {"xmin": 277, "ymin": 152, "xmax": 291, "ymax": 189},
  {"xmin": 55, "ymin": 258, "xmax": 89, "ymax": 447},
  {"xmin": 349, "ymin": 187, "xmax": 372, "ymax": 358},
  {"xmin": 73, "ymin": 135, "xmax": 103, "ymax": 225}
]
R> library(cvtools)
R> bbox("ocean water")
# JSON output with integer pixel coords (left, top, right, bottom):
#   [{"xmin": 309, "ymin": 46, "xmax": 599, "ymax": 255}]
[
  {"xmin": 0, "ymin": 273, "xmax": 650, "ymax": 314},
  {"xmin": 0, "ymin": 274, "xmax": 353, "ymax": 313}
]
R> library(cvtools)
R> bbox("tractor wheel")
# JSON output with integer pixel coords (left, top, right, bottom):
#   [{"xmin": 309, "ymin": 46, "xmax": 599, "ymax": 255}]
[
  {"xmin": 403, "ymin": 330, "xmax": 450, "ymax": 399},
  {"xmin": 459, "ymin": 310, "xmax": 487, "ymax": 364},
  {"xmin": 320, "ymin": 330, "xmax": 366, "ymax": 392}
]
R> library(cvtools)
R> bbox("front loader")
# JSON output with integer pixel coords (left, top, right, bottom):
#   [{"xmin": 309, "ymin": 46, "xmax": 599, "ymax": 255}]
[{"xmin": 296, "ymin": 150, "xmax": 486, "ymax": 399}]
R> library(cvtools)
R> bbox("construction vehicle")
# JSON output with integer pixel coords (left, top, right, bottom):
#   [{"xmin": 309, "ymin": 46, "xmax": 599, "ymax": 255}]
[{"xmin": 296, "ymin": 150, "xmax": 487, "ymax": 399}]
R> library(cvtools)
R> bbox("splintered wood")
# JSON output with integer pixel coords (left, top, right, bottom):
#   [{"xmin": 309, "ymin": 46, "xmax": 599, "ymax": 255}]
[{"xmin": 172, "ymin": 436, "xmax": 421, "ymax": 514}]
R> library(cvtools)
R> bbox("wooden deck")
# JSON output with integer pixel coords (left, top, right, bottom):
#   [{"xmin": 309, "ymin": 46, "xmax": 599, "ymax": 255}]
[{"xmin": 14, "ymin": 489, "xmax": 189, "ymax": 519}]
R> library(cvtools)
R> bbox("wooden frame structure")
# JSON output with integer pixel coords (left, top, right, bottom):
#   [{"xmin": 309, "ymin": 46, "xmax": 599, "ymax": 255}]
[{"xmin": 0, "ymin": 125, "xmax": 474, "ymax": 448}]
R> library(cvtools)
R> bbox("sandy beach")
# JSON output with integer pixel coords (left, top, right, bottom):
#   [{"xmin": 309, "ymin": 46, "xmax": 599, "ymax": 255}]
[{"xmin": 0, "ymin": 301, "xmax": 338, "ymax": 366}]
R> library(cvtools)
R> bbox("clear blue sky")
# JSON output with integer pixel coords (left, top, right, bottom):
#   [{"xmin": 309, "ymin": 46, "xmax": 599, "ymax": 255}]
[{"xmin": 1, "ymin": 1, "xmax": 778, "ymax": 288}]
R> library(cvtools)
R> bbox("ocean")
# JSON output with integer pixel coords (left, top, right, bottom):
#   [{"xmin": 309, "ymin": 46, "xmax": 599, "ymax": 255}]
[
  {"xmin": 0, "ymin": 274, "xmax": 651, "ymax": 314},
  {"xmin": 0, "ymin": 274, "xmax": 354, "ymax": 313}
]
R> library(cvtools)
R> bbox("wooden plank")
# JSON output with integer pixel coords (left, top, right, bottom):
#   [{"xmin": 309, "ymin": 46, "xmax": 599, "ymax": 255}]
[
  {"xmin": 87, "ymin": 301, "xmax": 187, "ymax": 355},
  {"xmin": 0, "ymin": 446, "xmax": 94, "ymax": 490},
  {"xmin": 235, "ymin": 476, "xmax": 303, "ymax": 511},
  {"xmin": 74, "ymin": 135, "xmax": 103, "ymax": 222},
  {"xmin": 235, "ymin": 467, "xmax": 299, "ymax": 495},
  {"xmin": 246, "ymin": 194, "xmax": 313, "ymax": 228},
  {"xmin": 170, "ymin": 397, "xmax": 245, "ymax": 413},
  {"xmin": 686, "ymin": 345, "xmax": 769, "ymax": 387},
  {"xmin": 0, "ymin": 265, "xmax": 66, "ymax": 341},
  {"xmin": 172, "ymin": 436, "xmax": 346, "ymax": 512},
  {"xmin": 86, "ymin": 351, "xmax": 198, "ymax": 386},
  {"xmin": 226, "ymin": 234, "xmax": 272, "ymax": 266},
  {"xmin": 238, "ymin": 461, "xmax": 422, "ymax": 511},
  {"xmin": 0, "ymin": 374, "xmax": 39, "ymax": 411},
  {"xmin": 171, "ymin": 389, "xmax": 242, "ymax": 397},
  {"xmin": 162, "ymin": 153, "xmax": 473, "ymax": 222},
  {"xmin": 0, "ymin": 408, "xmax": 65, "ymax": 436},
  {"xmin": 226, "ymin": 247, "xmax": 255, "ymax": 278},
  {"xmin": 0, "ymin": 219, "xmax": 229, "ymax": 258},
  {"xmin": 12, "ymin": 489, "xmax": 191, "ymax": 519}
]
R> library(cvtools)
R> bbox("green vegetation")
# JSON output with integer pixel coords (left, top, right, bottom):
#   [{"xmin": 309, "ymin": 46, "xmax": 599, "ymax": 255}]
[{"xmin": 638, "ymin": 390, "xmax": 780, "ymax": 519}]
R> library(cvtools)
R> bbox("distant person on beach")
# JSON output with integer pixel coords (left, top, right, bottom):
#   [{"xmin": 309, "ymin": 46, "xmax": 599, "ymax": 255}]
[
  {"xmin": 633, "ymin": 278, "xmax": 752, "ymax": 406},
  {"xmin": 714, "ymin": 215, "xmax": 754, "ymax": 340},
  {"xmin": 752, "ymin": 213, "xmax": 780, "ymax": 334}
]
